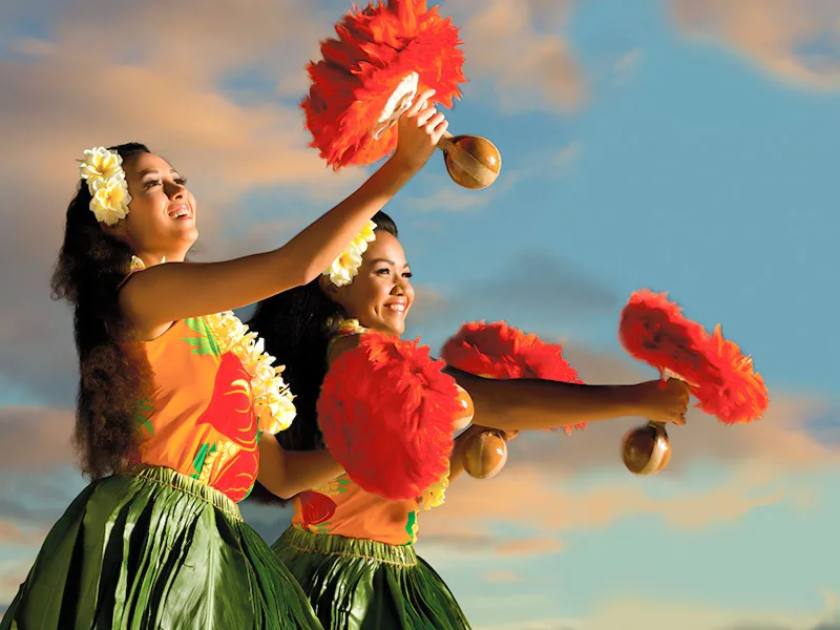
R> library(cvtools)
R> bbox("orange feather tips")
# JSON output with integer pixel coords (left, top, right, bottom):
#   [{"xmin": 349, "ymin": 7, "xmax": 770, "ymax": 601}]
[
  {"xmin": 316, "ymin": 331, "xmax": 459, "ymax": 500},
  {"xmin": 303, "ymin": 0, "xmax": 466, "ymax": 169},
  {"xmin": 619, "ymin": 289, "xmax": 768, "ymax": 424},
  {"xmin": 441, "ymin": 321, "xmax": 586, "ymax": 433}
]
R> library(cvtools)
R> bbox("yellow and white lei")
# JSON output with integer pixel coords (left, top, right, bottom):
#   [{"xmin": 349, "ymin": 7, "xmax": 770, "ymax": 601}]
[
  {"xmin": 204, "ymin": 311, "xmax": 296, "ymax": 434},
  {"xmin": 323, "ymin": 220, "xmax": 377, "ymax": 287},
  {"xmin": 79, "ymin": 146, "xmax": 131, "ymax": 226}
]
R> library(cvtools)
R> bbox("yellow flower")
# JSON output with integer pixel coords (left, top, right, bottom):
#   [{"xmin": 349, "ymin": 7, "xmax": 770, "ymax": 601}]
[
  {"xmin": 418, "ymin": 472, "xmax": 449, "ymax": 511},
  {"xmin": 324, "ymin": 220, "xmax": 377, "ymax": 287},
  {"xmin": 89, "ymin": 176, "xmax": 130, "ymax": 226},
  {"xmin": 80, "ymin": 146, "xmax": 125, "ymax": 182}
]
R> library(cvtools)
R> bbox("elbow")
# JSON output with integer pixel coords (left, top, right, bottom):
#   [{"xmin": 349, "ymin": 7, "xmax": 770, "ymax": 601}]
[
  {"xmin": 274, "ymin": 484, "xmax": 299, "ymax": 501},
  {"xmin": 299, "ymin": 263, "xmax": 323, "ymax": 287}
]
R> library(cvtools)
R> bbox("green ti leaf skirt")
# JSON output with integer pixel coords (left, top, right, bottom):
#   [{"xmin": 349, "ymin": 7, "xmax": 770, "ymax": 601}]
[
  {"xmin": 1, "ymin": 466, "xmax": 321, "ymax": 629},
  {"xmin": 273, "ymin": 526, "xmax": 470, "ymax": 630}
]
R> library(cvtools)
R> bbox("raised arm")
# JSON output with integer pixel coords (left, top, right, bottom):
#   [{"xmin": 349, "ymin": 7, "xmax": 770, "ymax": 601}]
[
  {"xmin": 121, "ymin": 92, "xmax": 448, "ymax": 337},
  {"xmin": 445, "ymin": 368, "xmax": 690, "ymax": 432}
]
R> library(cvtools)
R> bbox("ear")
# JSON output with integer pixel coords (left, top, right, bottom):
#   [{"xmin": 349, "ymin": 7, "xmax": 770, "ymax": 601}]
[
  {"xmin": 100, "ymin": 219, "xmax": 129, "ymax": 241},
  {"xmin": 318, "ymin": 273, "xmax": 340, "ymax": 296}
]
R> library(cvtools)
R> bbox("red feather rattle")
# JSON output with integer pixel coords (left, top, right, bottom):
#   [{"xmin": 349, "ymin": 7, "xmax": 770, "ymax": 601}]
[
  {"xmin": 442, "ymin": 321, "xmax": 584, "ymax": 479},
  {"xmin": 619, "ymin": 289, "xmax": 769, "ymax": 474},
  {"xmin": 303, "ymin": 0, "xmax": 501, "ymax": 189}
]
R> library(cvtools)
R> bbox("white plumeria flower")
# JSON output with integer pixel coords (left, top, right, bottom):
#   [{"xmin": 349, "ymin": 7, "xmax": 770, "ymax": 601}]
[
  {"xmin": 89, "ymin": 176, "xmax": 130, "ymax": 226},
  {"xmin": 80, "ymin": 146, "xmax": 124, "ymax": 182},
  {"xmin": 79, "ymin": 147, "xmax": 131, "ymax": 225},
  {"xmin": 324, "ymin": 220, "xmax": 377, "ymax": 287}
]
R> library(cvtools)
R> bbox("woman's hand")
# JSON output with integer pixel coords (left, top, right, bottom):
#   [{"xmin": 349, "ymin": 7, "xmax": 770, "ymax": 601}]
[
  {"xmin": 632, "ymin": 378, "xmax": 690, "ymax": 425},
  {"xmin": 389, "ymin": 89, "xmax": 449, "ymax": 174}
]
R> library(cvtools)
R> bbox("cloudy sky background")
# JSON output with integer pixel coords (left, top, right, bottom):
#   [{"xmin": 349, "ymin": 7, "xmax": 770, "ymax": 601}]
[{"xmin": 1, "ymin": 1, "xmax": 839, "ymax": 628}]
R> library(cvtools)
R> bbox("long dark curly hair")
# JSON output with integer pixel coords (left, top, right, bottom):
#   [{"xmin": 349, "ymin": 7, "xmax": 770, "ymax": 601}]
[
  {"xmin": 51, "ymin": 142, "xmax": 152, "ymax": 479},
  {"xmin": 247, "ymin": 211, "xmax": 398, "ymax": 502}
]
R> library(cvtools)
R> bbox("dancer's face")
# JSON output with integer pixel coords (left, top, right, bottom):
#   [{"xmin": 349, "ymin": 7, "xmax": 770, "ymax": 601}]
[
  {"xmin": 109, "ymin": 152, "xmax": 198, "ymax": 262},
  {"xmin": 326, "ymin": 230, "xmax": 415, "ymax": 336}
]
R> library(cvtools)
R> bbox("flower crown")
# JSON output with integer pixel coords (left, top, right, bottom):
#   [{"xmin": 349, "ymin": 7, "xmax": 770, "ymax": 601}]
[
  {"xmin": 79, "ymin": 146, "xmax": 131, "ymax": 226},
  {"xmin": 323, "ymin": 220, "xmax": 377, "ymax": 287}
]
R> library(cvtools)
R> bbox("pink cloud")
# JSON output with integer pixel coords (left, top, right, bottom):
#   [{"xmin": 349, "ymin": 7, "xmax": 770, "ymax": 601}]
[
  {"xmin": 669, "ymin": 0, "xmax": 840, "ymax": 90},
  {"xmin": 0, "ymin": 407, "xmax": 75, "ymax": 470},
  {"xmin": 453, "ymin": 0, "xmax": 587, "ymax": 113}
]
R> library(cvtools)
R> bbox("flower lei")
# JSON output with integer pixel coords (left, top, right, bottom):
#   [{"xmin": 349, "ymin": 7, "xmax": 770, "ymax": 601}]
[
  {"xmin": 323, "ymin": 220, "xmax": 377, "ymax": 287},
  {"xmin": 204, "ymin": 311, "xmax": 296, "ymax": 434},
  {"xmin": 79, "ymin": 146, "xmax": 131, "ymax": 226}
]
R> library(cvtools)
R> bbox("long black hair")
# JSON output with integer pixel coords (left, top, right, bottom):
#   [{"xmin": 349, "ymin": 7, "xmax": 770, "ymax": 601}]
[
  {"xmin": 247, "ymin": 211, "xmax": 398, "ymax": 502},
  {"xmin": 51, "ymin": 142, "xmax": 152, "ymax": 478}
]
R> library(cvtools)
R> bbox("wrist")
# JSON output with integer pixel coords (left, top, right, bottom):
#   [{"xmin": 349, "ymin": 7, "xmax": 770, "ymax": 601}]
[{"xmin": 384, "ymin": 154, "xmax": 421, "ymax": 180}]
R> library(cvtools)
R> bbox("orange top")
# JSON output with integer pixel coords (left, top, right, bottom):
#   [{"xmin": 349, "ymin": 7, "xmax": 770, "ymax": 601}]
[
  {"xmin": 292, "ymin": 476, "xmax": 421, "ymax": 545},
  {"xmin": 291, "ymin": 377, "xmax": 474, "ymax": 545},
  {"xmin": 134, "ymin": 316, "xmax": 284, "ymax": 502}
]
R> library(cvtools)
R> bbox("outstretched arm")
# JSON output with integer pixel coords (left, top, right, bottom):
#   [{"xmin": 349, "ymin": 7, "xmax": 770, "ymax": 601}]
[{"xmin": 445, "ymin": 368, "xmax": 689, "ymax": 432}]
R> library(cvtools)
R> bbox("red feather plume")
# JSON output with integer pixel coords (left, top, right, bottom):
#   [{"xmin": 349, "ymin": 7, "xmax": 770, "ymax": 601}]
[
  {"xmin": 619, "ymin": 289, "xmax": 768, "ymax": 424},
  {"xmin": 317, "ymin": 331, "xmax": 459, "ymax": 499},
  {"xmin": 696, "ymin": 325, "xmax": 769, "ymax": 424},
  {"xmin": 441, "ymin": 321, "xmax": 586, "ymax": 433},
  {"xmin": 303, "ymin": 0, "xmax": 466, "ymax": 169}
]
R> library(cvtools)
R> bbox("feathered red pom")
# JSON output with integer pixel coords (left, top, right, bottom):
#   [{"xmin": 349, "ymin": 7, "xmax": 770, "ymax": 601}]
[
  {"xmin": 695, "ymin": 325, "xmax": 769, "ymax": 424},
  {"xmin": 441, "ymin": 321, "xmax": 586, "ymax": 433},
  {"xmin": 303, "ymin": 0, "xmax": 466, "ymax": 169},
  {"xmin": 317, "ymin": 331, "xmax": 459, "ymax": 499},
  {"xmin": 619, "ymin": 289, "xmax": 768, "ymax": 424}
]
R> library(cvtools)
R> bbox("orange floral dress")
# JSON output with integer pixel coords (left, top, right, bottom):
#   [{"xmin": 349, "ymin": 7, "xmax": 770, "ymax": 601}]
[{"xmin": 133, "ymin": 315, "xmax": 292, "ymax": 502}]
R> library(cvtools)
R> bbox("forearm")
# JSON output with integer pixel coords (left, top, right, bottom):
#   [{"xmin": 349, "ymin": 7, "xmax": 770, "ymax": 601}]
[
  {"xmin": 445, "ymin": 368, "xmax": 643, "ymax": 432},
  {"xmin": 120, "ymin": 158, "xmax": 417, "ymax": 331},
  {"xmin": 257, "ymin": 438, "xmax": 344, "ymax": 499},
  {"xmin": 282, "ymin": 157, "xmax": 416, "ymax": 284}
]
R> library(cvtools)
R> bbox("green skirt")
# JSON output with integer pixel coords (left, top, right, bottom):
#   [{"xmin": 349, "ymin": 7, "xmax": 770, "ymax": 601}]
[
  {"xmin": 1, "ymin": 467, "xmax": 321, "ymax": 629},
  {"xmin": 273, "ymin": 526, "xmax": 470, "ymax": 630}
]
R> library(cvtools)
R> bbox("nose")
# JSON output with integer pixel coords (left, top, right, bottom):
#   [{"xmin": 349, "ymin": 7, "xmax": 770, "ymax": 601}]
[
  {"xmin": 165, "ymin": 179, "xmax": 186, "ymax": 199},
  {"xmin": 391, "ymin": 274, "xmax": 409, "ymax": 295}
]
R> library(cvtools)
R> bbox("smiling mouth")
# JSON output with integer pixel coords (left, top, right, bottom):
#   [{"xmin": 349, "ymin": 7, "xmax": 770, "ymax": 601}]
[
  {"xmin": 384, "ymin": 303, "xmax": 406, "ymax": 314},
  {"xmin": 168, "ymin": 204, "xmax": 191, "ymax": 220}
]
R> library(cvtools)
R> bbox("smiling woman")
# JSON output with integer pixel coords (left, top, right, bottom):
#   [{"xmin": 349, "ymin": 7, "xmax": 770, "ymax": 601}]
[
  {"xmin": 247, "ymin": 212, "xmax": 690, "ymax": 630},
  {"xmin": 1, "ymin": 87, "xmax": 449, "ymax": 630}
]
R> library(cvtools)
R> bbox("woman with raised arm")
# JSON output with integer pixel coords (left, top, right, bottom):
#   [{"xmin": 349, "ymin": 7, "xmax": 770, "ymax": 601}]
[{"xmin": 1, "ymin": 93, "xmax": 448, "ymax": 630}]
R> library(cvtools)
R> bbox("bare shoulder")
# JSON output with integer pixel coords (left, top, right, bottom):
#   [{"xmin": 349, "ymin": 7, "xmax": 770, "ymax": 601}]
[{"xmin": 326, "ymin": 333, "xmax": 362, "ymax": 366}]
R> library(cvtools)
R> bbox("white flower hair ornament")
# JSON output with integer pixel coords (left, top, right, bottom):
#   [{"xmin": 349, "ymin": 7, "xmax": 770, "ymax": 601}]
[
  {"xmin": 79, "ymin": 146, "xmax": 131, "ymax": 226},
  {"xmin": 323, "ymin": 220, "xmax": 377, "ymax": 287}
]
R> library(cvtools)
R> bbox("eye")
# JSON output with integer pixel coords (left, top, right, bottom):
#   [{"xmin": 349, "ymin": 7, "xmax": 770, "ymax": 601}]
[
  {"xmin": 143, "ymin": 179, "xmax": 161, "ymax": 189},
  {"xmin": 402, "ymin": 271, "xmax": 413, "ymax": 279},
  {"xmin": 376, "ymin": 268, "xmax": 391, "ymax": 276},
  {"xmin": 174, "ymin": 176, "xmax": 188, "ymax": 186}
]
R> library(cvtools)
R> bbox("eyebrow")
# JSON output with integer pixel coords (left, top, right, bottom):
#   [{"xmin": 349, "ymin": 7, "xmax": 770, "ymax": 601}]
[
  {"xmin": 138, "ymin": 168, "xmax": 180, "ymax": 178},
  {"xmin": 369, "ymin": 258, "xmax": 410, "ymax": 268}
]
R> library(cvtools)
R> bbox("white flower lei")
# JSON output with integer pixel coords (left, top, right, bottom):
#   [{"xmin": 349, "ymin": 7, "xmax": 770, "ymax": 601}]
[{"xmin": 203, "ymin": 311, "xmax": 296, "ymax": 434}]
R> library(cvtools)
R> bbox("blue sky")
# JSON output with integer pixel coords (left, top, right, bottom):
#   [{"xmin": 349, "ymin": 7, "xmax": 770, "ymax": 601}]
[{"xmin": 1, "ymin": 1, "xmax": 839, "ymax": 628}]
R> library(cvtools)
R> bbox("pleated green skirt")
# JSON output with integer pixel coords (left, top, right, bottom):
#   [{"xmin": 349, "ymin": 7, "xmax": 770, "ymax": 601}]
[
  {"xmin": 1, "ymin": 467, "xmax": 321, "ymax": 629},
  {"xmin": 273, "ymin": 526, "xmax": 470, "ymax": 630}
]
